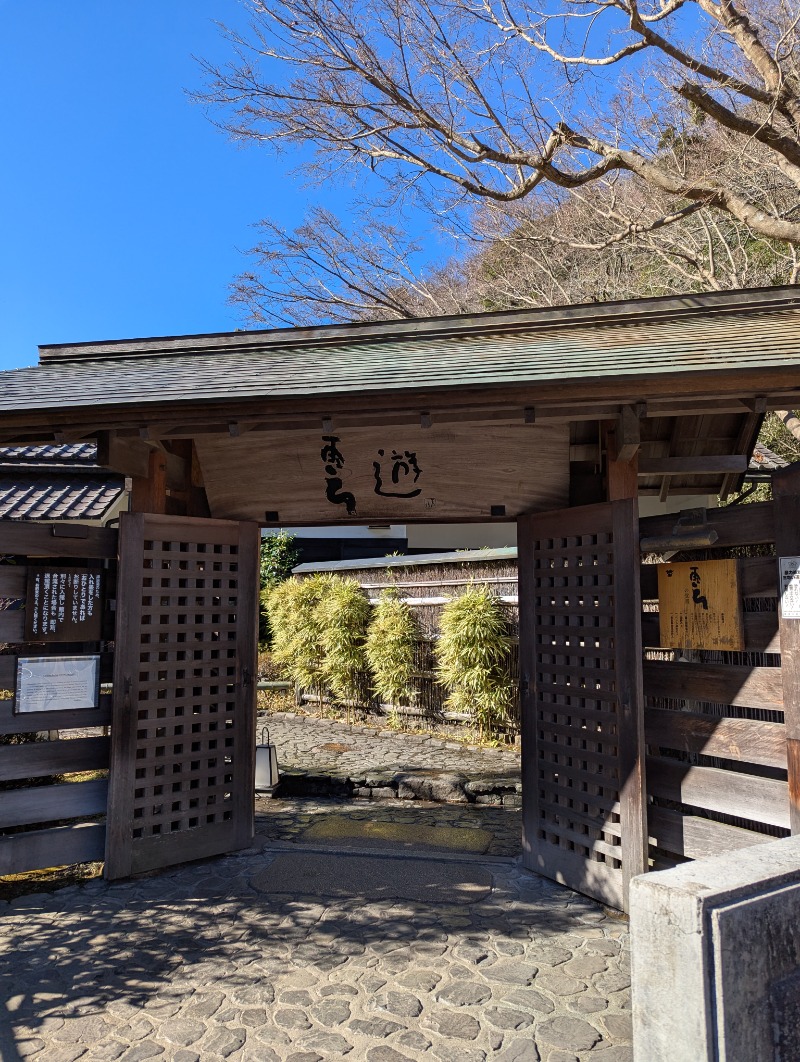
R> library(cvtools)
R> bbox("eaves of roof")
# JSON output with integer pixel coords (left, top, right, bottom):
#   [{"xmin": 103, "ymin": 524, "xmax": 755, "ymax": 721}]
[
  {"xmin": 0, "ymin": 473, "xmax": 124, "ymax": 521},
  {"xmin": 1, "ymin": 301, "xmax": 800, "ymax": 415}
]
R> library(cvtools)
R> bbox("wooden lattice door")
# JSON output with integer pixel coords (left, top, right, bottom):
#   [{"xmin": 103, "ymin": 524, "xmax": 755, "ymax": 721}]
[
  {"xmin": 518, "ymin": 500, "xmax": 647, "ymax": 911},
  {"xmin": 105, "ymin": 513, "xmax": 259, "ymax": 879}
]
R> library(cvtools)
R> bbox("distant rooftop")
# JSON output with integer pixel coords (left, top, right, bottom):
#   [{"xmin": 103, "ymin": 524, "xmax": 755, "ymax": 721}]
[{"xmin": 294, "ymin": 546, "xmax": 518, "ymax": 574}]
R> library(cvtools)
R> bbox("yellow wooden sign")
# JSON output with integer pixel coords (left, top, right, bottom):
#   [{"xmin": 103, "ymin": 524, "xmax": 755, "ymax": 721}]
[{"xmin": 657, "ymin": 558, "xmax": 744, "ymax": 651}]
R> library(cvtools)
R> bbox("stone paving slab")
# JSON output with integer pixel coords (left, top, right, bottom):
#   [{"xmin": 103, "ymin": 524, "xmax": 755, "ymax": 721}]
[
  {"xmin": 0, "ymin": 841, "xmax": 632, "ymax": 1062},
  {"xmin": 251, "ymin": 851, "xmax": 494, "ymax": 904},
  {"xmin": 255, "ymin": 798, "xmax": 522, "ymax": 859},
  {"xmin": 262, "ymin": 713, "xmax": 521, "ymax": 805}
]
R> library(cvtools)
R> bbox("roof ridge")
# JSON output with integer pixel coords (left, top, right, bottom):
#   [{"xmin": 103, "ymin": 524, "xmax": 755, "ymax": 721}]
[{"xmin": 36, "ymin": 285, "xmax": 800, "ymax": 365}]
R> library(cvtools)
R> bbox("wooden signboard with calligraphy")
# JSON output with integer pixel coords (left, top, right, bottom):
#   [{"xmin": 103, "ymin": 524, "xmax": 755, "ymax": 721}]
[
  {"xmin": 657, "ymin": 558, "xmax": 744, "ymax": 652},
  {"xmin": 25, "ymin": 567, "xmax": 103, "ymax": 643},
  {"xmin": 194, "ymin": 423, "xmax": 570, "ymax": 524}
]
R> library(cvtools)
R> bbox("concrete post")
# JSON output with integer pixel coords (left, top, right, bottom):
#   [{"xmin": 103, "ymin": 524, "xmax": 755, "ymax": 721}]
[{"xmin": 630, "ymin": 834, "xmax": 800, "ymax": 1062}]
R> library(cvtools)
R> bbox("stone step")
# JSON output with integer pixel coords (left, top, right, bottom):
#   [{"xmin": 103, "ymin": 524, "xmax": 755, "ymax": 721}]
[{"xmin": 270, "ymin": 767, "xmax": 521, "ymax": 805}]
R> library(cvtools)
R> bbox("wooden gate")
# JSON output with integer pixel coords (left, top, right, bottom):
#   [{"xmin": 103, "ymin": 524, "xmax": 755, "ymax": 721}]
[
  {"xmin": 104, "ymin": 513, "xmax": 259, "ymax": 879},
  {"xmin": 518, "ymin": 501, "xmax": 647, "ymax": 911}
]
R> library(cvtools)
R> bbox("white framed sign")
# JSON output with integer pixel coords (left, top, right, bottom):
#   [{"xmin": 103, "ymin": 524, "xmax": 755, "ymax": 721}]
[
  {"xmin": 14, "ymin": 655, "xmax": 100, "ymax": 714},
  {"xmin": 780, "ymin": 557, "xmax": 800, "ymax": 620}
]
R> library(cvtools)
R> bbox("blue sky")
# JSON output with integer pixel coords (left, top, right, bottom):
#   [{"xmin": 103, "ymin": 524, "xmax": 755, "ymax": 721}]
[{"xmin": 0, "ymin": 1, "xmax": 363, "ymax": 371}]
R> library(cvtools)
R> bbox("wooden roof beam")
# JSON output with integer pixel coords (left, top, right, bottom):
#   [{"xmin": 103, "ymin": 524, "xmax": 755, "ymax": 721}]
[{"xmin": 638, "ymin": 455, "xmax": 749, "ymax": 475}]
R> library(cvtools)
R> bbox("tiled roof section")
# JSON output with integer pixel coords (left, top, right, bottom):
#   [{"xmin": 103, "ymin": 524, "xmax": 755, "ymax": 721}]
[
  {"xmin": 1, "ymin": 291, "xmax": 800, "ymax": 413},
  {"xmin": 0, "ymin": 443, "xmax": 99, "ymax": 467},
  {"xmin": 749, "ymin": 443, "xmax": 789, "ymax": 471},
  {"xmin": 0, "ymin": 474, "xmax": 123, "ymax": 521}
]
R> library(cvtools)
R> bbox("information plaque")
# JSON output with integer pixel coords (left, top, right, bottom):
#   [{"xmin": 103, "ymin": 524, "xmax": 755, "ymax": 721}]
[
  {"xmin": 658, "ymin": 558, "xmax": 744, "ymax": 651},
  {"xmin": 25, "ymin": 567, "xmax": 103, "ymax": 642},
  {"xmin": 779, "ymin": 557, "xmax": 800, "ymax": 620},
  {"xmin": 14, "ymin": 655, "xmax": 100, "ymax": 714}
]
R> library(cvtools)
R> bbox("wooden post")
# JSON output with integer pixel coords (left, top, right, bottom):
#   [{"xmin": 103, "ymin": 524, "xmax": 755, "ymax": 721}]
[
  {"xmin": 606, "ymin": 419, "xmax": 639, "ymax": 502},
  {"xmin": 773, "ymin": 463, "xmax": 800, "ymax": 833},
  {"xmin": 606, "ymin": 418, "xmax": 648, "ymax": 901},
  {"xmin": 613, "ymin": 497, "xmax": 649, "ymax": 901},
  {"xmin": 517, "ymin": 512, "xmax": 537, "ymax": 871},
  {"xmin": 130, "ymin": 446, "xmax": 168, "ymax": 514}
]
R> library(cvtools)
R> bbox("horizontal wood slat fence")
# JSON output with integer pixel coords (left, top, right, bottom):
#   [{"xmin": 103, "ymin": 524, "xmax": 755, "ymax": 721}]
[
  {"xmin": 640, "ymin": 498, "xmax": 791, "ymax": 870},
  {"xmin": 0, "ymin": 521, "xmax": 117, "ymax": 876}
]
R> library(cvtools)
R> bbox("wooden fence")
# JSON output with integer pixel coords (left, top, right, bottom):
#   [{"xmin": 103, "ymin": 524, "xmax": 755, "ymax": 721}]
[
  {"xmin": 640, "ymin": 500, "xmax": 790, "ymax": 869},
  {"xmin": 0, "ymin": 522, "xmax": 116, "ymax": 875}
]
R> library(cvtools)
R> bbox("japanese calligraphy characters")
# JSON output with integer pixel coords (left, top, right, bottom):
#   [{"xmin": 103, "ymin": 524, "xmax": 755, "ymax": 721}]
[
  {"xmin": 321, "ymin": 435, "xmax": 356, "ymax": 515},
  {"xmin": 321, "ymin": 435, "xmax": 425, "ymax": 514},
  {"xmin": 25, "ymin": 567, "xmax": 103, "ymax": 642},
  {"xmin": 194, "ymin": 422, "xmax": 571, "ymax": 523},
  {"xmin": 657, "ymin": 558, "xmax": 743, "ymax": 651},
  {"xmin": 373, "ymin": 449, "xmax": 422, "ymax": 498}
]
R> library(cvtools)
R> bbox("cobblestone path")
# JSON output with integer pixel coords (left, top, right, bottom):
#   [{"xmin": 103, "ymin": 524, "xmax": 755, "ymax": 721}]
[
  {"xmin": 255, "ymin": 797, "xmax": 523, "ymax": 858},
  {"xmin": 260, "ymin": 712, "xmax": 520, "ymax": 785},
  {"xmin": 0, "ymin": 717, "xmax": 632, "ymax": 1061},
  {"xmin": 0, "ymin": 842, "xmax": 631, "ymax": 1062}
]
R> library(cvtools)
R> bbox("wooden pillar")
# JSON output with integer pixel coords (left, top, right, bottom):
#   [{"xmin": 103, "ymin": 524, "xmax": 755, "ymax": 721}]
[
  {"xmin": 773, "ymin": 463, "xmax": 800, "ymax": 834},
  {"xmin": 517, "ymin": 512, "xmax": 537, "ymax": 872},
  {"xmin": 130, "ymin": 447, "xmax": 168, "ymax": 514},
  {"xmin": 613, "ymin": 498, "xmax": 649, "ymax": 899},
  {"xmin": 606, "ymin": 416, "xmax": 639, "ymax": 502},
  {"xmin": 606, "ymin": 415, "xmax": 649, "ymax": 897}
]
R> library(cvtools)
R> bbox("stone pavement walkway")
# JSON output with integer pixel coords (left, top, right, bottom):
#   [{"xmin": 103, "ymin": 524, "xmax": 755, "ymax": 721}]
[
  {"xmin": 255, "ymin": 797, "xmax": 523, "ymax": 858},
  {"xmin": 0, "ymin": 839, "xmax": 632, "ymax": 1062},
  {"xmin": 0, "ymin": 715, "xmax": 633, "ymax": 1061},
  {"xmin": 260, "ymin": 713, "xmax": 521, "ymax": 805}
]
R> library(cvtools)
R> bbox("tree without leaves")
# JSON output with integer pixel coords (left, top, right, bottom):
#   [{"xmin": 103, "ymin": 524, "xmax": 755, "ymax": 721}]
[
  {"xmin": 199, "ymin": 0, "xmax": 800, "ymax": 253},
  {"xmin": 228, "ymin": 163, "xmax": 800, "ymax": 327}
]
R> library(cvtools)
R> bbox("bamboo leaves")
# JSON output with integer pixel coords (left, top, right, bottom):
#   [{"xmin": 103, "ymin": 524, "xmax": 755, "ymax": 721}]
[
  {"xmin": 318, "ymin": 578, "xmax": 371, "ymax": 704},
  {"xmin": 436, "ymin": 585, "xmax": 513, "ymax": 739},
  {"xmin": 365, "ymin": 588, "xmax": 418, "ymax": 706},
  {"xmin": 266, "ymin": 574, "xmax": 514, "ymax": 738}
]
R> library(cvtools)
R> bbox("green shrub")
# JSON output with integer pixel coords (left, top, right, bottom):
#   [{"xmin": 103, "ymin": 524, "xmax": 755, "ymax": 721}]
[
  {"xmin": 436, "ymin": 585, "xmax": 513, "ymax": 739},
  {"xmin": 318, "ymin": 578, "xmax": 370, "ymax": 704},
  {"xmin": 259, "ymin": 531, "xmax": 300, "ymax": 645},
  {"xmin": 365, "ymin": 588, "xmax": 417, "ymax": 706},
  {"xmin": 266, "ymin": 574, "xmax": 331, "ymax": 692}
]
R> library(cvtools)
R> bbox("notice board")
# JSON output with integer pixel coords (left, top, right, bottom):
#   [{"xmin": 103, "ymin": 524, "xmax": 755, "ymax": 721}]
[
  {"xmin": 657, "ymin": 558, "xmax": 744, "ymax": 651},
  {"xmin": 25, "ymin": 567, "xmax": 103, "ymax": 642}
]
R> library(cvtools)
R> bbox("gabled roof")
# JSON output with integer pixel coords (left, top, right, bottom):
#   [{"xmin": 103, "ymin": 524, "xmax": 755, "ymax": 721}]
[{"xmin": 0, "ymin": 285, "xmax": 799, "ymax": 415}]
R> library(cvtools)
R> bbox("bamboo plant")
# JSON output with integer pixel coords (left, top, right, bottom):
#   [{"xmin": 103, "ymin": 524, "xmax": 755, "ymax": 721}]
[
  {"xmin": 436, "ymin": 584, "xmax": 513, "ymax": 739},
  {"xmin": 365, "ymin": 587, "xmax": 417, "ymax": 710},
  {"xmin": 318, "ymin": 577, "xmax": 370, "ymax": 718},
  {"xmin": 266, "ymin": 573, "xmax": 331, "ymax": 705}
]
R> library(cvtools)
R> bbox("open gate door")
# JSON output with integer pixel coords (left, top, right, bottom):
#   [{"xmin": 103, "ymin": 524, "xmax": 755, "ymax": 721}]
[
  {"xmin": 518, "ymin": 500, "xmax": 647, "ymax": 911},
  {"xmin": 105, "ymin": 513, "xmax": 259, "ymax": 879}
]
